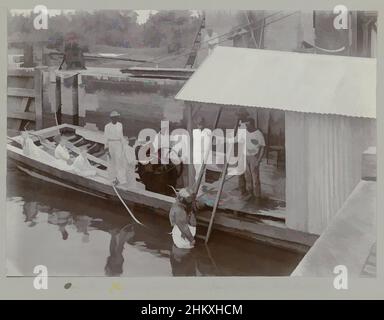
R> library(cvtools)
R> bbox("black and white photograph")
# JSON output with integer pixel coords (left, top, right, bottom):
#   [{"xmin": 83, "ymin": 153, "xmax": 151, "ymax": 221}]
[{"xmin": 5, "ymin": 7, "xmax": 377, "ymax": 280}]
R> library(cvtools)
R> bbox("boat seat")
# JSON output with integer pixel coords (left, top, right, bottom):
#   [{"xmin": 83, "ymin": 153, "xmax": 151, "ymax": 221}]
[
  {"xmin": 68, "ymin": 135, "xmax": 81, "ymax": 142},
  {"xmin": 74, "ymin": 139, "xmax": 89, "ymax": 147}
]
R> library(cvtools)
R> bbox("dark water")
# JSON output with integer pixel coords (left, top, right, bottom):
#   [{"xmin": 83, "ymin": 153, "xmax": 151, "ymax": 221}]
[{"xmin": 6, "ymin": 161, "xmax": 303, "ymax": 277}]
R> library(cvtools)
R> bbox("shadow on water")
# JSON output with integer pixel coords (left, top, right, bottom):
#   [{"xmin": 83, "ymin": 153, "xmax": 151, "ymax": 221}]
[{"xmin": 6, "ymin": 161, "xmax": 304, "ymax": 277}]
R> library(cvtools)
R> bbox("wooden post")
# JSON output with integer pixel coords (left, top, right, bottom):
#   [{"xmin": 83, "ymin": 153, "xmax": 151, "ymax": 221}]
[
  {"xmin": 186, "ymin": 102, "xmax": 194, "ymax": 187},
  {"xmin": 72, "ymin": 74, "xmax": 79, "ymax": 125},
  {"xmin": 55, "ymin": 75, "xmax": 62, "ymax": 125},
  {"xmin": 34, "ymin": 70, "xmax": 43, "ymax": 129},
  {"xmin": 23, "ymin": 43, "xmax": 34, "ymax": 68},
  {"xmin": 245, "ymin": 11, "xmax": 258, "ymax": 48},
  {"xmin": 59, "ymin": 72, "xmax": 79, "ymax": 125}
]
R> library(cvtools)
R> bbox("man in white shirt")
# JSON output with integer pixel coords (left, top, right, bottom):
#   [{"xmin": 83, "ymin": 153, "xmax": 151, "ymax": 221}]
[
  {"xmin": 204, "ymin": 28, "xmax": 219, "ymax": 55},
  {"xmin": 104, "ymin": 111, "xmax": 126, "ymax": 185},
  {"xmin": 238, "ymin": 117, "xmax": 265, "ymax": 200}
]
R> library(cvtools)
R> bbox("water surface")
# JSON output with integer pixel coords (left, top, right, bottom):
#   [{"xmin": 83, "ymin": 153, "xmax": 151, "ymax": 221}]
[{"xmin": 7, "ymin": 162, "xmax": 303, "ymax": 277}]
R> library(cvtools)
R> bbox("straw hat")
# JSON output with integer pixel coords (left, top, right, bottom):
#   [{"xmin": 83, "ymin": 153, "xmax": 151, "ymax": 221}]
[{"xmin": 110, "ymin": 111, "xmax": 120, "ymax": 117}]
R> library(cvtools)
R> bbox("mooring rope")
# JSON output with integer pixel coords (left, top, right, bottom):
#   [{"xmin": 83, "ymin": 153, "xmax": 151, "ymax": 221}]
[{"xmin": 111, "ymin": 183, "xmax": 145, "ymax": 226}]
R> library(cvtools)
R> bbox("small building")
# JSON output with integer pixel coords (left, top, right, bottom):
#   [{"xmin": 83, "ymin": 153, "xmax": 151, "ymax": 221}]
[{"xmin": 175, "ymin": 46, "xmax": 376, "ymax": 235}]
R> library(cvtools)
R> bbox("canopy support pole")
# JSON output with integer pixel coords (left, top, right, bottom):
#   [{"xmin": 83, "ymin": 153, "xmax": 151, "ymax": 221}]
[{"xmin": 192, "ymin": 105, "xmax": 223, "ymax": 195}]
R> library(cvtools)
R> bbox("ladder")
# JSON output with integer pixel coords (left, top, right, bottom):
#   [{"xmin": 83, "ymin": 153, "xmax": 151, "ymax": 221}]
[
  {"xmin": 185, "ymin": 12, "xmax": 206, "ymax": 68},
  {"xmin": 194, "ymin": 116, "xmax": 241, "ymax": 244}
]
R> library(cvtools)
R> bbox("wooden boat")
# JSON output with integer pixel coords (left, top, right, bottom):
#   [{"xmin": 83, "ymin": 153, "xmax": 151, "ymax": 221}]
[
  {"xmin": 7, "ymin": 124, "xmax": 317, "ymax": 250},
  {"xmin": 7, "ymin": 124, "xmax": 176, "ymax": 212}
]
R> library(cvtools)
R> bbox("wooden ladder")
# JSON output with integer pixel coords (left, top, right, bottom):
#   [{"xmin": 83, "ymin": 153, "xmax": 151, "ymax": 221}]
[{"xmin": 194, "ymin": 117, "xmax": 241, "ymax": 244}]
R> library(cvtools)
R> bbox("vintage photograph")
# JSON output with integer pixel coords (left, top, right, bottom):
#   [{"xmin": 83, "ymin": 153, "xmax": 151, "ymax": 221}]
[{"xmin": 6, "ymin": 9, "xmax": 377, "ymax": 277}]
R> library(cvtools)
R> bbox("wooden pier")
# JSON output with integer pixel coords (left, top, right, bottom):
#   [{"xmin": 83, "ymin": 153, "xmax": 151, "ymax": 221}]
[{"xmin": 7, "ymin": 68, "xmax": 43, "ymax": 132}]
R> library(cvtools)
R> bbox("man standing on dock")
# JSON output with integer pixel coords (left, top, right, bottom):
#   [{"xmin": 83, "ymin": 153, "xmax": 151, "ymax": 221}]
[
  {"xmin": 238, "ymin": 117, "xmax": 266, "ymax": 200},
  {"xmin": 104, "ymin": 111, "xmax": 126, "ymax": 185}
]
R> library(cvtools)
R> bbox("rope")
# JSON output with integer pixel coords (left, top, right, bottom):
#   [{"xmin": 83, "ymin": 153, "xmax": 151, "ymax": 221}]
[
  {"xmin": 111, "ymin": 183, "xmax": 145, "ymax": 226},
  {"xmin": 112, "ymin": 181, "xmax": 173, "ymax": 236}
]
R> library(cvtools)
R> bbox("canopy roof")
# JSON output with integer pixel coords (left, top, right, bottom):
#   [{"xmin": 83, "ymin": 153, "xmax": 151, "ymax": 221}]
[{"xmin": 175, "ymin": 46, "xmax": 376, "ymax": 118}]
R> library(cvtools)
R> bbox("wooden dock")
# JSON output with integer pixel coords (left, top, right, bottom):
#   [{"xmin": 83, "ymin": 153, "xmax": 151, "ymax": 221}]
[{"xmin": 7, "ymin": 68, "xmax": 43, "ymax": 132}]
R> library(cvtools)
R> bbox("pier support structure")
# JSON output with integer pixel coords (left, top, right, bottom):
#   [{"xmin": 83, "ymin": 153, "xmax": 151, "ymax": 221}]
[{"xmin": 54, "ymin": 71, "xmax": 79, "ymax": 126}]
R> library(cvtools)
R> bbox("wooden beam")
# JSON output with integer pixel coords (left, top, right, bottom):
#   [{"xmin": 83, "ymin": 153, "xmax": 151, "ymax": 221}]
[
  {"xmin": 7, "ymin": 69, "xmax": 36, "ymax": 77},
  {"xmin": 8, "ymin": 111, "xmax": 36, "ymax": 121},
  {"xmin": 7, "ymin": 88, "xmax": 35, "ymax": 97},
  {"xmin": 245, "ymin": 11, "xmax": 258, "ymax": 48},
  {"xmin": 34, "ymin": 70, "xmax": 43, "ymax": 129}
]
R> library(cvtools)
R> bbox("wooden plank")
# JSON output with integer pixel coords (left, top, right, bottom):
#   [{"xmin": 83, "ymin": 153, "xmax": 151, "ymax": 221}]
[
  {"xmin": 245, "ymin": 11, "xmax": 258, "ymax": 48},
  {"xmin": 7, "ymin": 87, "xmax": 35, "ymax": 97},
  {"xmin": 19, "ymin": 97, "xmax": 31, "ymax": 112},
  {"xmin": 7, "ymin": 69, "xmax": 36, "ymax": 77},
  {"xmin": 8, "ymin": 111, "xmax": 36, "ymax": 121}
]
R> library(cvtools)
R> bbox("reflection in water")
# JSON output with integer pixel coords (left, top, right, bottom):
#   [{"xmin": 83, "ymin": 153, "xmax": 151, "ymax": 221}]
[
  {"xmin": 48, "ymin": 211, "xmax": 72, "ymax": 240},
  {"xmin": 73, "ymin": 215, "xmax": 93, "ymax": 243},
  {"xmin": 105, "ymin": 224, "xmax": 135, "ymax": 276},
  {"xmin": 7, "ymin": 162, "xmax": 304, "ymax": 276},
  {"xmin": 170, "ymin": 245, "xmax": 196, "ymax": 276},
  {"xmin": 23, "ymin": 201, "xmax": 38, "ymax": 227}
]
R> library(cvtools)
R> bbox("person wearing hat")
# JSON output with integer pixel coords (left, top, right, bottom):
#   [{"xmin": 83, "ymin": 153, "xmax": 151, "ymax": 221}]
[
  {"xmin": 104, "ymin": 111, "xmax": 126, "ymax": 185},
  {"xmin": 61, "ymin": 32, "xmax": 86, "ymax": 70},
  {"xmin": 169, "ymin": 187, "xmax": 196, "ymax": 249},
  {"xmin": 238, "ymin": 117, "xmax": 266, "ymax": 200}
]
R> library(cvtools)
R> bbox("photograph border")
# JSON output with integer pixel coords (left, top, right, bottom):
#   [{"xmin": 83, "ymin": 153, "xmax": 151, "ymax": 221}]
[{"xmin": 0, "ymin": 0, "xmax": 383, "ymax": 299}]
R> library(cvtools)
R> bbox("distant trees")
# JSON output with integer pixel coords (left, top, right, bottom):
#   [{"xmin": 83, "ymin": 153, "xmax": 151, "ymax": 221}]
[{"xmin": 8, "ymin": 10, "xmax": 200, "ymax": 51}]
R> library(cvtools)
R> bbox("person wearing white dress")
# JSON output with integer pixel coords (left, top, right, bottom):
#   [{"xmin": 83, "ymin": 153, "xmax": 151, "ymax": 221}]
[
  {"xmin": 54, "ymin": 135, "xmax": 73, "ymax": 170},
  {"xmin": 21, "ymin": 131, "xmax": 56, "ymax": 164},
  {"xmin": 104, "ymin": 111, "xmax": 126, "ymax": 185},
  {"xmin": 71, "ymin": 149, "xmax": 96, "ymax": 177}
]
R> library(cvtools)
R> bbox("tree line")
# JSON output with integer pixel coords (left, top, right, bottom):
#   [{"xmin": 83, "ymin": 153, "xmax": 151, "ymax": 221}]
[{"xmin": 8, "ymin": 10, "xmax": 201, "ymax": 53}]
